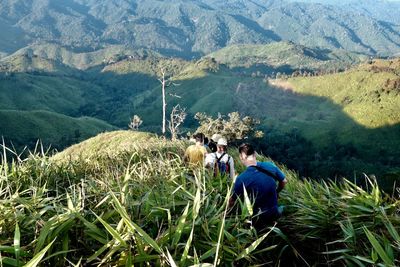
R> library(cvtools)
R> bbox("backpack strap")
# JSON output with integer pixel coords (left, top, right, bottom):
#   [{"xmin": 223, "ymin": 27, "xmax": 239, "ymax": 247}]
[
  {"xmin": 253, "ymin": 165, "xmax": 279, "ymax": 181},
  {"xmin": 216, "ymin": 152, "xmax": 226, "ymax": 163}
]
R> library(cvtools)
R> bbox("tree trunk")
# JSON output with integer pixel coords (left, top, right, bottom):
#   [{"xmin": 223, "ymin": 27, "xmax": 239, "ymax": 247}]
[{"xmin": 161, "ymin": 70, "xmax": 166, "ymax": 135}]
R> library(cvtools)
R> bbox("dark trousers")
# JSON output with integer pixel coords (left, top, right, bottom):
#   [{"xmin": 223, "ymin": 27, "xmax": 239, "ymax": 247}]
[{"xmin": 252, "ymin": 206, "xmax": 283, "ymax": 233}]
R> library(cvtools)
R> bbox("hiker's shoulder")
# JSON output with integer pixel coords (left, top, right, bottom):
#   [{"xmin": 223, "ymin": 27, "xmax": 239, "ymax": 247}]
[
  {"xmin": 258, "ymin": 161, "xmax": 277, "ymax": 170},
  {"xmin": 199, "ymin": 146, "xmax": 208, "ymax": 153}
]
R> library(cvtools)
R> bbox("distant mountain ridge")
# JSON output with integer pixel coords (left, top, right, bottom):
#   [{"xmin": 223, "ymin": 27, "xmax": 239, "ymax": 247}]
[
  {"xmin": 0, "ymin": 0, "xmax": 399, "ymax": 57},
  {"xmin": 207, "ymin": 42, "xmax": 368, "ymax": 72},
  {"xmin": 288, "ymin": 0, "xmax": 400, "ymax": 24}
]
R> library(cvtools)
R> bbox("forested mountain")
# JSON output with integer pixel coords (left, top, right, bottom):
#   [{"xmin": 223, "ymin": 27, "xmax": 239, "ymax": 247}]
[
  {"xmin": 0, "ymin": 0, "xmax": 399, "ymax": 57},
  {"xmin": 289, "ymin": 0, "xmax": 400, "ymax": 24}
]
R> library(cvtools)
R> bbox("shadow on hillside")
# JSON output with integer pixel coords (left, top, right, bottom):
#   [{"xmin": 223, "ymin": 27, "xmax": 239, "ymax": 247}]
[
  {"xmin": 83, "ymin": 67, "xmax": 400, "ymax": 190},
  {"xmin": 231, "ymin": 15, "xmax": 281, "ymax": 42},
  {"xmin": 230, "ymin": 77, "xmax": 400, "ymax": 190},
  {"xmin": 120, "ymin": 69, "xmax": 399, "ymax": 190},
  {"xmin": 1, "ymin": 64, "xmax": 399, "ymax": 190}
]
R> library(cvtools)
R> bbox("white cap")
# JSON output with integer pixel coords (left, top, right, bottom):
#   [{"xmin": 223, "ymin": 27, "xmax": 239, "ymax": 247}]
[
  {"xmin": 211, "ymin": 134, "xmax": 222, "ymax": 142},
  {"xmin": 217, "ymin": 137, "xmax": 227, "ymax": 146}
]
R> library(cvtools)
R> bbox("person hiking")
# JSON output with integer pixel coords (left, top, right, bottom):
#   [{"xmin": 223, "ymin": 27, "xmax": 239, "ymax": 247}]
[
  {"xmin": 206, "ymin": 137, "xmax": 235, "ymax": 180},
  {"xmin": 208, "ymin": 133, "xmax": 222, "ymax": 153},
  {"xmin": 229, "ymin": 143, "xmax": 287, "ymax": 232},
  {"xmin": 183, "ymin": 133, "xmax": 208, "ymax": 168}
]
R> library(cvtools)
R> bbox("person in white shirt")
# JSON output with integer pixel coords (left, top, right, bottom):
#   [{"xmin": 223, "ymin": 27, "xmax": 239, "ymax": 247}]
[{"xmin": 205, "ymin": 137, "xmax": 235, "ymax": 180}]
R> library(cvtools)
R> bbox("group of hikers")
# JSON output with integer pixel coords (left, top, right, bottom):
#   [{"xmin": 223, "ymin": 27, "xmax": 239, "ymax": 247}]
[{"xmin": 183, "ymin": 132, "xmax": 288, "ymax": 232}]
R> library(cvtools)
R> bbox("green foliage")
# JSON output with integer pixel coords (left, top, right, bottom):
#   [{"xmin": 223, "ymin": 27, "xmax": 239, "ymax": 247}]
[
  {"xmin": 194, "ymin": 111, "xmax": 263, "ymax": 142},
  {"xmin": 0, "ymin": 130, "xmax": 399, "ymax": 266},
  {"xmin": 279, "ymin": 173, "xmax": 400, "ymax": 266},
  {"xmin": 0, "ymin": 131, "xmax": 283, "ymax": 265}
]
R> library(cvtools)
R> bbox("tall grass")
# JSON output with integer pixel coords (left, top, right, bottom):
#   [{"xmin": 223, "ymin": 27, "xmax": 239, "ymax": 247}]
[
  {"xmin": 0, "ymin": 135, "xmax": 281, "ymax": 266},
  {"xmin": 0, "ymin": 131, "xmax": 399, "ymax": 266}
]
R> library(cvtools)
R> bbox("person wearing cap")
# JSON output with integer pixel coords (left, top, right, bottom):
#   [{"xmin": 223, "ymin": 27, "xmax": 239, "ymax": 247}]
[
  {"xmin": 208, "ymin": 133, "xmax": 222, "ymax": 153},
  {"xmin": 229, "ymin": 143, "xmax": 287, "ymax": 232},
  {"xmin": 183, "ymin": 133, "xmax": 208, "ymax": 168},
  {"xmin": 206, "ymin": 137, "xmax": 235, "ymax": 180}
]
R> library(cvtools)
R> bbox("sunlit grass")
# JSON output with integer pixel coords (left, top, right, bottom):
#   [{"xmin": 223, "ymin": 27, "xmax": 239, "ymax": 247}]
[{"xmin": 0, "ymin": 130, "xmax": 399, "ymax": 266}]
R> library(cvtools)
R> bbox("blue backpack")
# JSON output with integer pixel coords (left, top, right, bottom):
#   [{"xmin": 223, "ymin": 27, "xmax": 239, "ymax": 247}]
[{"xmin": 214, "ymin": 153, "xmax": 231, "ymax": 177}]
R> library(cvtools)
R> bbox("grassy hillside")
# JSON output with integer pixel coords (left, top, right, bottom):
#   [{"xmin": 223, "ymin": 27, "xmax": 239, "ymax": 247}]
[
  {"xmin": 237, "ymin": 59, "xmax": 400, "ymax": 179},
  {"xmin": 0, "ymin": 110, "xmax": 116, "ymax": 151},
  {"xmin": 0, "ymin": 53, "xmax": 77, "ymax": 74},
  {"xmin": 1, "ymin": 130, "xmax": 399, "ymax": 266},
  {"xmin": 52, "ymin": 130, "xmax": 159, "ymax": 161},
  {"xmin": 285, "ymin": 58, "xmax": 400, "ymax": 144}
]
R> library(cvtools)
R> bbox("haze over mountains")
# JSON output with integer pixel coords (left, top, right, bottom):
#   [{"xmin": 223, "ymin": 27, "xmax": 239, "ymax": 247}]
[{"xmin": 0, "ymin": 0, "xmax": 400, "ymax": 57}]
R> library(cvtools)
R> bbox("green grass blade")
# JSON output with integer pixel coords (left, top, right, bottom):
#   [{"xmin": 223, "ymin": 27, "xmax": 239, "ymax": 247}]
[
  {"xmin": 125, "ymin": 251, "xmax": 132, "ymax": 267},
  {"xmin": 0, "ymin": 246, "xmax": 19, "ymax": 254},
  {"xmin": 110, "ymin": 192, "xmax": 163, "ymax": 254},
  {"xmin": 173, "ymin": 203, "xmax": 190, "ymax": 246},
  {"xmin": 23, "ymin": 239, "xmax": 55, "ymax": 267},
  {"xmin": 93, "ymin": 213, "xmax": 127, "ymax": 247},
  {"xmin": 87, "ymin": 244, "xmax": 109, "ymax": 262},
  {"xmin": 364, "ymin": 227, "xmax": 394, "ymax": 266},
  {"xmin": 34, "ymin": 218, "xmax": 55, "ymax": 254},
  {"xmin": 180, "ymin": 225, "xmax": 194, "ymax": 265},
  {"xmin": 13, "ymin": 223, "xmax": 20, "ymax": 267},
  {"xmin": 1, "ymin": 257, "xmax": 18, "ymax": 267},
  {"xmin": 214, "ymin": 185, "xmax": 232, "ymax": 266},
  {"xmin": 66, "ymin": 192, "xmax": 74, "ymax": 211},
  {"xmin": 235, "ymin": 226, "xmax": 275, "ymax": 260},
  {"xmin": 242, "ymin": 186, "xmax": 253, "ymax": 217}
]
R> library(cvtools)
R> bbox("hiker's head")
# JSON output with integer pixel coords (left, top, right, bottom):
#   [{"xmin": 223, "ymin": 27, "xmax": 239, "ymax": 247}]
[
  {"xmin": 208, "ymin": 140, "xmax": 217, "ymax": 152},
  {"xmin": 217, "ymin": 137, "xmax": 227, "ymax": 152},
  {"xmin": 193, "ymin": 133, "xmax": 205, "ymax": 144},
  {"xmin": 204, "ymin": 137, "xmax": 209, "ymax": 145},
  {"xmin": 238, "ymin": 143, "xmax": 256, "ymax": 163}
]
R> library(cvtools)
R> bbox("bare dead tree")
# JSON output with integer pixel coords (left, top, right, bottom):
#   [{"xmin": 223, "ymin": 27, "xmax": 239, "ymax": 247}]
[
  {"xmin": 158, "ymin": 68, "xmax": 181, "ymax": 135},
  {"xmin": 168, "ymin": 105, "xmax": 187, "ymax": 140},
  {"xmin": 158, "ymin": 68, "xmax": 167, "ymax": 135}
]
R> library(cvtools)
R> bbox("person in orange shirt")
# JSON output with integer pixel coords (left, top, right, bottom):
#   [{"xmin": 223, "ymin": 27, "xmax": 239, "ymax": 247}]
[{"xmin": 183, "ymin": 133, "xmax": 208, "ymax": 168}]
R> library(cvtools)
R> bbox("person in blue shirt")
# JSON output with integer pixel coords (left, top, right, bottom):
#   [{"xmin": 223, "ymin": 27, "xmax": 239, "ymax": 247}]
[{"xmin": 229, "ymin": 143, "xmax": 287, "ymax": 231}]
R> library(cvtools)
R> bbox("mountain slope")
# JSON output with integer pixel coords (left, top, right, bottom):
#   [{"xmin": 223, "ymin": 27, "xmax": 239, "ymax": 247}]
[
  {"xmin": 289, "ymin": 0, "xmax": 400, "ymax": 25},
  {"xmin": 0, "ymin": 0, "xmax": 399, "ymax": 57},
  {"xmin": 0, "ymin": 109, "xmax": 116, "ymax": 150},
  {"xmin": 0, "ymin": 72, "xmax": 104, "ymax": 115},
  {"xmin": 207, "ymin": 42, "xmax": 368, "ymax": 72}
]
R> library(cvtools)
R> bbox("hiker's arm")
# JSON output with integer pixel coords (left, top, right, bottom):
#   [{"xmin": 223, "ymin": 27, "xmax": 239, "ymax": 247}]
[
  {"xmin": 229, "ymin": 157, "xmax": 235, "ymax": 180},
  {"xmin": 228, "ymin": 197, "xmax": 235, "ymax": 208},
  {"xmin": 277, "ymin": 178, "xmax": 287, "ymax": 193},
  {"xmin": 229, "ymin": 179, "xmax": 243, "ymax": 208},
  {"xmin": 183, "ymin": 149, "xmax": 189, "ymax": 164},
  {"xmin": 274, "ymin": 166, "xmax": 287, "ymax": 193}
]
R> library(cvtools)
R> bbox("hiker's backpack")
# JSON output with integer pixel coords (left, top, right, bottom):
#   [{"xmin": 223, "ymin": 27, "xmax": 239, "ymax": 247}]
[{"xmin": 214, "ymin": 153, "xmax": 230, "ymax": 177}]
